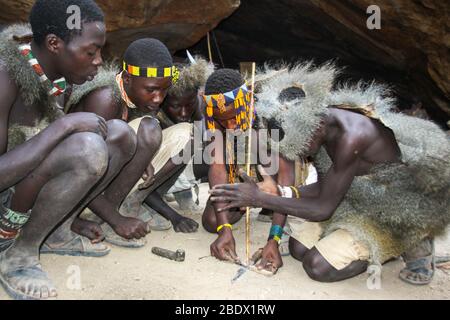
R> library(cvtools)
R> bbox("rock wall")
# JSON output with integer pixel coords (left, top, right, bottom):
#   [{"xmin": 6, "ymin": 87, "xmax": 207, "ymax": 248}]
[
  {"xmin": 0, "ymin": 0, "xmax": 240, "ymax": 58},
  {"xmin": 310, "ymin": 0, "xmax": 449, "ymax": 118},
  {"xmin": 188, "ymin": 0, "xmax": 449, "ymax": 123},
  {"xmin": 1, "ymin": 0, "xmax": 448, "ymax": 123}
]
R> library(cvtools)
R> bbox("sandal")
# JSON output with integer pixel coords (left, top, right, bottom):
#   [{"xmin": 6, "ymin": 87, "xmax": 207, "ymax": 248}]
[
  {"xmin": 173, "ymin": 189, "xmax": 203, "ymax": 214},
  {"xmin": 399, "ymin": 238, "xmax": 435, "ymax": 285},
  {"xmin": 141, "ymin": 204, "xmax": 172, "ymax": 231},
  {"xmin": 119, "ymin": 196, "xmax": 171, "ymax": 232},
  {"xmin": 40, "ymin": 234, "xmax": 110, "ymax": 257}
]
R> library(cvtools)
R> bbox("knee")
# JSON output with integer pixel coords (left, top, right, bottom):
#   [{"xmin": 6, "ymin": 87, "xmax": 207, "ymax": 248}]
[
  {"xmin": 289, "ymin": 237, "xmax": 308, "ymax": 262},
  {"xmin": 201, "ymin": 212, "xmax": 216, "ymax": 234},
  {"xmin": 201, "ymin": 204, "xmax": 217, "ymax": 234},
  {"xmin": 69, "ymin": 132, "xmax": 109, "ymax": 177},
  {"xmin": 107, "ymin": 120, "xmax": 137, "ymax": 158},
  {"xmin": 138, "ymin": 117, "xmax": 162, "ymax": 149},
  {"xmin": 302, "ymin": 249, "xmax": 332, "ymax": 282}
]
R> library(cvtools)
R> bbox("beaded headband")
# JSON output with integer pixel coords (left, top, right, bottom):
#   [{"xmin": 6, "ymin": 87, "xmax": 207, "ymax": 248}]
[
  {"xmin": 203, "ymin": 83, "xmax": 254, "ymax": 132},
  {"xmin": 123, "ymin": 62, "xmax": 179, "ymax": 84}
]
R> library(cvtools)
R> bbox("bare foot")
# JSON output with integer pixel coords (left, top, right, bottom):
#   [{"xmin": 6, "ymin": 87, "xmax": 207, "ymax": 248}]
[
  {"xmin": 0, "ymin": 250, "xmax": 57, "ymax": 300},
  {"xmin": 102, "ymin": 222, "xmax": 147, "ymax": 248},
  {"xmin": 71, "ymin": 217, "xmax": 104, "ymax": 243}
]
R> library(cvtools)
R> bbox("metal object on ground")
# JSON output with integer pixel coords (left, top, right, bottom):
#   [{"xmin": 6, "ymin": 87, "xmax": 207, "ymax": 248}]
[
  {"xmin": 151, "ymin": 247, "xmax": 185, "ymax": 262},
  {"xmin": 231, "ymin": 267, "xmax": 247, "ymax": 283},
  {"xmin": 231, "ymin": 248, "xmax": 264, "ymax": 283}
]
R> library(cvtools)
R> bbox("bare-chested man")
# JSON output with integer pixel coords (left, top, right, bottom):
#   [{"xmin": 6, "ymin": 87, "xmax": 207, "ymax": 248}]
[
  {"xmin": 153, "ymin": 57, "xmax": 213, "ymax": 213},
  {"xmin": 0, "ymin": 0, "xmax": 139, "ymax": 300},
  {"xmin": 210, "ymin": 63, "xmax": 450, "ymax": 284},
  {"xmin": 200, "ymin": 68, "xmax": 289, "ymax": 262},
  {"xmin": 65, "ymin": 39, "xmax": 199, "ymax": 248}
]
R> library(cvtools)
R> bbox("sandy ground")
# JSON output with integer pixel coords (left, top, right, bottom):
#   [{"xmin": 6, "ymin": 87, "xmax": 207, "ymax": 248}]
[{"xmin": 0, "ymin": 183, "xmax": 449, "ymax": 300}]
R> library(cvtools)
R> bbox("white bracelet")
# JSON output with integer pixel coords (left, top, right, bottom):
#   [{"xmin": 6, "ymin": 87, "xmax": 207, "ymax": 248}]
[{"xmin": 277, "ymin": 185, "xmax": 293, "ymax": 198}]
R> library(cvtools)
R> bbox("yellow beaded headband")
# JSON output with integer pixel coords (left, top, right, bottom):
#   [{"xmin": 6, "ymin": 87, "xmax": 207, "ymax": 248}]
[{"xmin": 123, "ymin": 62, "xmax": 179, "ymax": 84}]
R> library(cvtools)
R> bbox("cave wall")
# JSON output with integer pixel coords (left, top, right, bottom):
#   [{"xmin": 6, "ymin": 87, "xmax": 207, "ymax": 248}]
[
  {"xmin": 187, "ymin": 0, "xmax": 449, "ymax": 124},
  {"xmin": 0, "ymin": 0, "xmax": 448, "ymax": 124},
  {"xmin": 0, "ymin": 0, "xmax": 240, "ymax": 58}
]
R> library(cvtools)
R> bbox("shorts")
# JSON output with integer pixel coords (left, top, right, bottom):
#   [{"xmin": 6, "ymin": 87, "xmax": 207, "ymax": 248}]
[{"xmin": 289, "ymin": 220, "xmax": 370, "ymax": 270}]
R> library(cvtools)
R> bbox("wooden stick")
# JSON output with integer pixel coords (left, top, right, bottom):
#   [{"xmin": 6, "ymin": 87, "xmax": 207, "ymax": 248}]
[
  {"xmin": 206, "ymin": 32, "xmax": 213, "ymax": 63},
  {"xmin": 245, "ymin": 62, "xmax": 256, "ymax": 264}
]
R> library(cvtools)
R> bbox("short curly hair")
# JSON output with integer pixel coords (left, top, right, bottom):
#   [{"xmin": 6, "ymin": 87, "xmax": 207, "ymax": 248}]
[
  {"xmin": 124, "ymin": 38, "xmax": 172, "ymax": 68},
  {"xmin": 30, "ymin": 0, "xmax": 104, "ymax": 46},
  {"xmin": 204, "ymin": 68, "xmax": 244, "ymax": 95}
]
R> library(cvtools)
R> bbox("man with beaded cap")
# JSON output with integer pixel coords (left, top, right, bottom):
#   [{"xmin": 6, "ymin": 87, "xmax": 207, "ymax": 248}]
[
  {"xmin": 66, "ymin": 38, "xmax": 200, "ymax": 248},
  {"xmin": 210, "ymin": 61, "xmax": 450, "ymax": 284},
  {"xmin": 151, "ymin": 56, "xmax": 214, "ymax": 213},
  {"xmin": 201, "ymin": 68, "xmax": 293, "ymax": 263},
  {"xmin": 0, "ymin": 0, "xmax": 142, "ymax": 300}
]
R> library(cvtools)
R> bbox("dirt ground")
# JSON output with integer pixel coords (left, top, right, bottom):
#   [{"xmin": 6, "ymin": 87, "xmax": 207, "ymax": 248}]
[{"xmin": 0, "ymin": 183, "xmax": 449, "ymax": 300}]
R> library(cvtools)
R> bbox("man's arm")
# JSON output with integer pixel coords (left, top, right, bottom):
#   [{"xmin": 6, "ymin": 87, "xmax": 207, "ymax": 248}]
[
  {"xmin": 0, "ymin": 66, "xmax": 17, "ymax": 156},
  {"xmin": 256, "ymin": 158, "xmax": 293, "ymax": 272},
  {"xmin": 298, "ymin": 182, "xmax": 320, "ymax": 198},
  {"xmin": 208, "ymin": 142, "xmax": 232, "ymax": 227},
  {"xmin": 70, "ymin": 87, "xmax": 122, "ymax": 121},
  {"xmin": 269, "ymin": 157, "xmax": 294, "ymax": 229},
  {"xmin": 212, "ymin": 137, "xmax": 362, "ymax": 222},
  {"xmin": 259, "ymin": 139, "xmax": 360, "ymax": 221},
  {"xmin": 207, "ymin": 133, "xmax": 242, "ymax": 261},
  {"xmin": 0, "ymin": 67, "xmax": 102, "ymax": 189}
]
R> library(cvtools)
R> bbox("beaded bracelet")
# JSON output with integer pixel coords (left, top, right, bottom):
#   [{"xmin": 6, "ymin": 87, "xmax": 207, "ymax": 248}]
[
  {"xmin": 217, "ymin": 223, "xmax": 233, "ymax": 233},
  {"xmin": 290, "ymin": 186, "xmax": 300, "ymax": 199},
  {"xmin": 268, "ymin": 224, "xmax": 284, "ymax": 243}
]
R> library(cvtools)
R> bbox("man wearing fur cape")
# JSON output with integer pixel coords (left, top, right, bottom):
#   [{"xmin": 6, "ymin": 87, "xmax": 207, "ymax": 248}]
[
  {"xmin": 153, "ymin": 57, "xmax": 214, "ymax": 213},
  {"xmin": 210, "ymin": 62, "xmax": 450, "ymax": 285},
  {"xmin": 0, "ymin": 0, "xmax": 143, "ymax": 299},
  {"xmin": 65, "ymin": 40, "xmax": 213, "ymax": 247}
]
